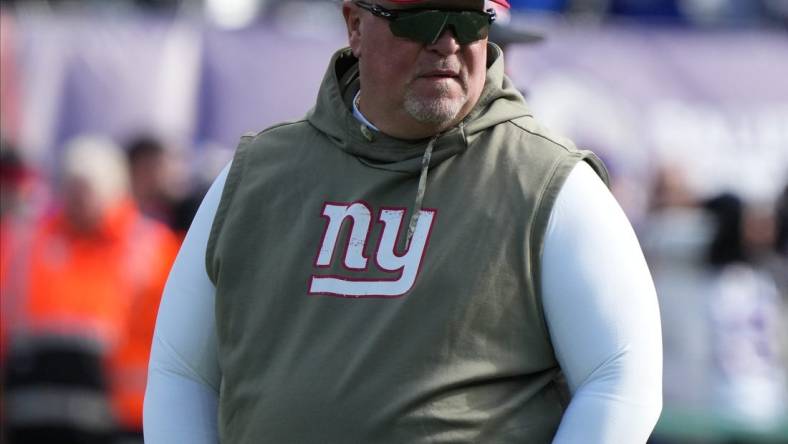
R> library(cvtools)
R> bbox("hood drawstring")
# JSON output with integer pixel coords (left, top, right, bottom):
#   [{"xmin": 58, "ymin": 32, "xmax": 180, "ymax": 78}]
[{"xmin": 406, "ymin": 134, "xmax": 438, "ymax": 246}]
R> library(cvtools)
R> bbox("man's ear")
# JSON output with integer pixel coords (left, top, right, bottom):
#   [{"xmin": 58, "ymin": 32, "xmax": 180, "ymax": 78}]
[{"xmin": 343, "ymin": 2, "xmax": 363, "ymax": 58}]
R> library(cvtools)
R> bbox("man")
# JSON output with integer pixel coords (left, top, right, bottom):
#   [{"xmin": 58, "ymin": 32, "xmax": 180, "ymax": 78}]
[
  {"xmin": 2, "ymin": 136, "xmax": 179, "ymax": 444},
  {"xmin": 125, "ymin": 136, "xmax": 176, "ymax": 225},
  {"xmin": 144, "ymin": 1, "xmax": 662, "ymax": 442}
]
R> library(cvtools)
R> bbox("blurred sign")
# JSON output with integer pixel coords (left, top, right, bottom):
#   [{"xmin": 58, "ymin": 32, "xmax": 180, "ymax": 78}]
[{"xmin": 509, "ymin": 25, "xmax": 788, "ymax": 203}]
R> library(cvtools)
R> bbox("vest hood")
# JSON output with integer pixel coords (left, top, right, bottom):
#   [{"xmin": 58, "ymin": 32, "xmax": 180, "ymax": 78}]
[{"xmin": 306, "ymin": 43, "xmax": 532, "ymax": 174}]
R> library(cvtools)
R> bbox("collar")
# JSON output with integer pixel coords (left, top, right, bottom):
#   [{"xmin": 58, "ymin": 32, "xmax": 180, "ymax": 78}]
[{"xmin": 352, "ymin": 90, "xmax": 380, "ymax": 132}]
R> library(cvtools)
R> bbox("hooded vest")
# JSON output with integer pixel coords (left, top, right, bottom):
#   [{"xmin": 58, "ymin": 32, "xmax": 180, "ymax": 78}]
[{"xmin": 206, "ymin": 44, "xmax": 608, "ymax": 443}]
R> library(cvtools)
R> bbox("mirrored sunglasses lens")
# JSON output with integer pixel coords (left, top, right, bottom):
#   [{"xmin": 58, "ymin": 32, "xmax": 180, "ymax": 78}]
[
  {"xmin": 391, "ymin": 11, "xmax": 489, "ymax": 44},
  {"xmin": 390, "ymin": 11, "xmax": 447, "ymax": 44},
  {"xmin": 446, "ymin": 13, "xmax": 489, "ymax": 43},
  {"xmin": 464, "ymin": 12, "xmax": 491, "ymax": 40}
]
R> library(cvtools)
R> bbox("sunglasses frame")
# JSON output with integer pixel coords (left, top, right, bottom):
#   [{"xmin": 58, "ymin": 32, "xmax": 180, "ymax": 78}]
[{"xmin": 353, "ymin": 1, "xmax": 497, "ymax": 45}]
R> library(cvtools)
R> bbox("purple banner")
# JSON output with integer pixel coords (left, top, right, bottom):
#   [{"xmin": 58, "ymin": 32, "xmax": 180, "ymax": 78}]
[{"xmin": 4, "ymin": 11, "xmax": 786, "ymax": 204}]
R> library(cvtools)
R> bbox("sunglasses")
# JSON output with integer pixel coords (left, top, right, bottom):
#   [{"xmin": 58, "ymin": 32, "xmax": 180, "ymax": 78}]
[{"xmin": 354, "ymin": 1, "xmax": 497, "ymax": 45}]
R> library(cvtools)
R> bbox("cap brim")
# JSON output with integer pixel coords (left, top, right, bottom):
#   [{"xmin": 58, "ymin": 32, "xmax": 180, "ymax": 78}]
[{"xmin": 488, "ymin": 24, "xmax": 544, "ymax": 45}]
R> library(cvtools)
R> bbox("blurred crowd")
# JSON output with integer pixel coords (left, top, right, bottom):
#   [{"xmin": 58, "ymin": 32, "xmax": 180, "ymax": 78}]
[
  {"xmin": 641, "ymin": 165, "xmax": 788, "ymax": 443},
  {"xmin": 0, "ymin": 134, "xmax": 216, "ymax": 443}
]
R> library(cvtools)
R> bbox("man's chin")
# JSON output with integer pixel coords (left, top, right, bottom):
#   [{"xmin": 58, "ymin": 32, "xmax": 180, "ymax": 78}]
[
  {"xmin": 412, "ymin": 78, "xmax": 465, "ymax": 98},
  {"xmin": 403, "ymin": 96, "xmax": 465, "ymax": 125}
]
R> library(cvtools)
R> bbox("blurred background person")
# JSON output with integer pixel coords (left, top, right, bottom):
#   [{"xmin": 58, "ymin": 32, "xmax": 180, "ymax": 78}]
[
  {"xmin": 776, "ymin": 184, "xmax": 788, "ymax": 396},
  {"xmin": 702, "ymin": 193, "xmax": 787, "ymax": 431},
  {"xmin": 0, "ymin": 135, "xmax": 179, "ymax": 444},
  {"xmin": 126, "ymin": 136, "xmax": 173, "ymax": 225},
  {"xmin": 126, "ymin": 134, "xmax": 210, "ymax": 241},
  {"xmin": 773, "ymin": 184, "xmax": 788, "ymax": 293},
  {"xmin": 168, "ymin": 142, "xmax": 234, "ymax": 241},
  {"xmin": 125, "ymin": 135, "xmax": 189, "ymax": 229},
  {"xmin": 0, "ymin": 141, "xmax": 33, "ymax": 221},
  {"xmin": 640, "ymin": 164, "xmax": 711, "ymax": 415},
  {"xmin": 0, "ymin": 139, "xmax": 44, "ymax": 364}
]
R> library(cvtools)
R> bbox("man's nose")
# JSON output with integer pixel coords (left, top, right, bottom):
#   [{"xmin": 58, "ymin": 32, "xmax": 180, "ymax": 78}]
[{"xmin": 427, "ymin": 26, "xmax": 461, "ymax": 55}]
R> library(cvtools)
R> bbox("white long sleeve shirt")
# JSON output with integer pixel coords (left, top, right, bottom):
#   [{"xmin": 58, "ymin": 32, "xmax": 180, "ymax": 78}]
[{"xmin": 144, "ymin": 160, "xmax": 663, "ymax": 443}]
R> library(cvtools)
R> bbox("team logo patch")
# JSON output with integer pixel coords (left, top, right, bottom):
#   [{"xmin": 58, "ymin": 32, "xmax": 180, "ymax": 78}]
[{"xmin": 308, "ymin": 201, "xmax": 437, "ymax": 298}]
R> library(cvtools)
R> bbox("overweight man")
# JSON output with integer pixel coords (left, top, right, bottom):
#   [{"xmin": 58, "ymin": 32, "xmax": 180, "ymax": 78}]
[{"xmin": 143, "ymin": 1, "xmax": 663, "ymax": 442}]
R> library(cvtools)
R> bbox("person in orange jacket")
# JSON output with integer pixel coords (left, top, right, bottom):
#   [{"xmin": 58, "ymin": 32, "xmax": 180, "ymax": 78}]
[{"xmin": 1, "ymin": 135, "xmax": 179, "ymax": 444}]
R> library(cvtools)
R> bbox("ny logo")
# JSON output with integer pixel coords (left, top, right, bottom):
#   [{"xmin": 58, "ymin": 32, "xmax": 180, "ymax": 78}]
[{"xmin": 308, "ymin": 201, "xmax": 437, "ymax": 298}]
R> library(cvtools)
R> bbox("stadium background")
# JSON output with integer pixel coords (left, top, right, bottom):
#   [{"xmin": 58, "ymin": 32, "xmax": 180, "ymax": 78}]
[{"xmin": 0, "ymin": 0, "xmax": 786, "ymax": 443}]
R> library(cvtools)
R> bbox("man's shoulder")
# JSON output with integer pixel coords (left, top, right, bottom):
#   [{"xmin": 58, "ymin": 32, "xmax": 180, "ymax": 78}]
[
  {"xmin": 494, "ymin": 116, "xmax": 610, "ymax": 188},
  {"xmin": 227, "ymin": 119, "xmax": 329, "ymax": 164},
  {"xmin": 225, "ymin": 118, "xmax": 339, "ymax": 183},
  {"xmin": 502, "ymin": 115, "xmax": 579, "ymax": 155},
  {"xmin": 479, "ymin": 116, "xmax": 608, "ymax": 186},
  {"xmin": 241, "ymin": 118, "xmax": 317, "ymax": 147}
]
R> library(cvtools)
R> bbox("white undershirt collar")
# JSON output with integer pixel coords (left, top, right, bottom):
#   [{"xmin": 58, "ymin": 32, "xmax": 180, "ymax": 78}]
[{"xmin": 352, "ymin": 90, "xmax": 379, "ymax": 132}]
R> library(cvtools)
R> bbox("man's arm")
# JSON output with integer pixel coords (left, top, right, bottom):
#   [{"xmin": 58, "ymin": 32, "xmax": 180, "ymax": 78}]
[
  {"xmin": 542, "ymin": 162, "xmax": 663, "ymax": 443},
  {"xmin": 143, "ymin": 164, "xmax": 229, "ymax": 444}
]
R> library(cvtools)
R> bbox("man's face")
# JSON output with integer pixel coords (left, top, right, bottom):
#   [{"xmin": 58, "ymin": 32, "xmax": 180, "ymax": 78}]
[
  {"xmin": 344, "ymin": 0, "xmax": 488, "ymax": 139},
  {"xmin": 63, "ymin": 176, "xmax": 105, "ymax": 232}
]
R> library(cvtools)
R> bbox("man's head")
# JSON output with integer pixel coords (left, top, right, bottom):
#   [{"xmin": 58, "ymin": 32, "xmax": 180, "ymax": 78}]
[
  {"xmin": 0, "ymin": 140, "xmax": 34, "ymax": 217},
  {"xmin": 343, "ymin": 0, "xmax": 505, "ymax": 139},
  {"xmin": 126, "ymin": 136, "xmax": 168, "ymax": 204},
  {"xmin": 60, "ymin": 135, "xmax": 129, "ymax": 232}
]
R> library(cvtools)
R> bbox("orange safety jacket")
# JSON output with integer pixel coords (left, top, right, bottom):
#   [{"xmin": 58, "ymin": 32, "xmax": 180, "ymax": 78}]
[{"xmin": 1, "ymin": 198, "xmax": 179, "ymax": 431}]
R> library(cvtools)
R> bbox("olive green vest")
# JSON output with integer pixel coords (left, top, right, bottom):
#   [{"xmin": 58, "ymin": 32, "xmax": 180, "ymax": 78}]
[{"xmin": 207, "ymin": 45, "xmax": 608, "ymax": 443}]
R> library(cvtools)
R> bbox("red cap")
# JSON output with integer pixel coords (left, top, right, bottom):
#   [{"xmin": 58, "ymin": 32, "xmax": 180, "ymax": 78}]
[{"xmin": 388, "ymin": 0, "xmax": 511, "ymax": 8}]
